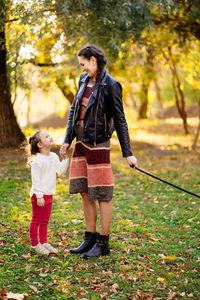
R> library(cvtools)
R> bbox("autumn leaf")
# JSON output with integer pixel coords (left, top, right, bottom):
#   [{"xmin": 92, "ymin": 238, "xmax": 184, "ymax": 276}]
[
  {"xmin": 29, "ymin": 285, "xmax": 38, "ymax": 292},
  {"xmin": 164, "ymin": 256, "xmax": 176, "ymax": 261},
  {"xmin": 1, "ymin": 288, "xmax": 6, "ymax": 297},
  {"xmin": 157, "ymin": 277, "xmax": 169, "ymax": 285},
  {"xmin": 21, "ymin": 253, "xmax": 31, "ymax": 259},
  {"xmin": 137, "ymin": 291, "xmax": 152, "ymax": 299}
]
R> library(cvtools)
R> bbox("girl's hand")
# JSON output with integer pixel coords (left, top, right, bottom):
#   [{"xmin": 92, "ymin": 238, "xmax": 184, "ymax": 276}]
[
  {"xmin": 37, "ymin": 197, "xmax": 45, "ymax": 207},
  {"xmin": 126, "ymin": 155, "xmax": 137, "ymax": 168},
  {"xmin": 60, "ymin": 143, "xmax": 70, "ymax": 159}
]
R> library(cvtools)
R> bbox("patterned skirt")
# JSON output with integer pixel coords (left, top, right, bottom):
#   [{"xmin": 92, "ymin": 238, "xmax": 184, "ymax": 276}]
[{"xmin": 69, "ymin": 126, "xmax": 114, "ymax": 202}]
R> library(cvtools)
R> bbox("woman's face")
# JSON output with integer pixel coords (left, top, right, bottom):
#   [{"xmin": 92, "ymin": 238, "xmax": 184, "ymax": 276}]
[{"xmin": 78, "ymin": 55, "xmax": 98, "ymax": 79}]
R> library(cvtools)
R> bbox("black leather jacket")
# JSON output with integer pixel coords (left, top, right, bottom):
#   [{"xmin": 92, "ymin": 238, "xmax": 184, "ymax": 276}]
[{"xmin": 64, "ymin": 69, "xmax": 133, "ymax": 157}]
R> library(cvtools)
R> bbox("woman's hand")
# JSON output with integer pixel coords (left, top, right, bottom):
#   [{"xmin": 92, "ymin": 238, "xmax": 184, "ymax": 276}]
[
  {"xmin": 60, "ymin": 143, "xmax": 70, "ymax": 159},
  {"xmin": 37, "ymin": 197, "xmax": 45, "ymax": 207},
  {"xmin": 126, "ymin": 155, "xmax": 137, "ymax": 168}
]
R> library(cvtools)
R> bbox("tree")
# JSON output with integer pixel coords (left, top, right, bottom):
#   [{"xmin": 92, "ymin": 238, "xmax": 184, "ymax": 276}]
[
  {"xmin": 2, "ymin": 0, "xmax": 200, "ymax": 146},
  {"xmin": 0, "ymin": 0, "xmax": 25, "ymax": 147},
  {"xmin": 149, "ymin": 0, "xmax": 200, "ymax": 41}
]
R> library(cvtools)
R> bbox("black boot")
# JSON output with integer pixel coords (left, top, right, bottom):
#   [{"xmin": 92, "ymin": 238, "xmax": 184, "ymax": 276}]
[
  {"xmin": 69, "ymin": 231, "xmax": 97, "ymax": 254},
  {"xmin": 82, "ymin": 234, "xmax": 110, "ymax": 258}
]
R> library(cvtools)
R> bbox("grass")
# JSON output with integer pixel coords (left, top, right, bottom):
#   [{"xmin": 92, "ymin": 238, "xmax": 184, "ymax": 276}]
[{"xmin": 0, "ymin": 118, "xmax": 200, "ymax": 299}]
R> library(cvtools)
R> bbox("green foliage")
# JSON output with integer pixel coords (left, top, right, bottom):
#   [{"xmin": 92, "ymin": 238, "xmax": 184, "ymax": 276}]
[
  {"xmin": 54, "ymin": 0, "xmax": 152, "ymax": 59},
  {"xmin": 3, "ymin": 0, "xmax": 200, "ymax": 127}
]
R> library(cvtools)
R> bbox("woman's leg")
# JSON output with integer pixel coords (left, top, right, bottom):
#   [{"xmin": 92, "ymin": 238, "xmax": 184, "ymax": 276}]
[
  {"xmin": 81, "ymin": 192, "xmax": 97, "ymax": 232},
  {"xmin": 82, "ymin": 200, "xmax": 112, "ymax": 258},
  {"xmin": 98, "ymin": 201, "xmax": 113, "ymax": 235}
]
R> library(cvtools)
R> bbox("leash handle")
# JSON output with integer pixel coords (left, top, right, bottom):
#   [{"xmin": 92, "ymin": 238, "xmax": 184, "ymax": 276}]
[{"xmin": 130, "ymin": 165, "xmax": 200, "ymax": 199}]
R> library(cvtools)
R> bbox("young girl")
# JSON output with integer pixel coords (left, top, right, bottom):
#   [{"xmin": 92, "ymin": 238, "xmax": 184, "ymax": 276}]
[{"xmin": 28, "ymin": 130, "xmax": 68, "ymax": 255}]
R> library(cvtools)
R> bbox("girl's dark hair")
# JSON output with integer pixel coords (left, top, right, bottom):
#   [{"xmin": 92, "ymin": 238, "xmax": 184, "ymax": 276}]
[
  {"xmin": 22, "ymin": 130, "xmax": 42, "ymax": 167},
  {"xmin": 78, "ymin": 45, "xmax": 107, "ymax": 83},
  {"xmin": 29, "ymin": 130, "xmax": 42, "ymax": 155}
]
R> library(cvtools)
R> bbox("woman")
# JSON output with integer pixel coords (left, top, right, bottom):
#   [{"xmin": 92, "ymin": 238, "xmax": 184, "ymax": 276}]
[{"xmin": 60, "ymin": 45, "xmax": 137, "ymax": 258}]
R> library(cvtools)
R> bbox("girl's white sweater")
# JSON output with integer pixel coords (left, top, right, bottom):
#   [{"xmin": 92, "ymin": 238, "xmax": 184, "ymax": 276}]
[{"xmin": 30, "ymin": 152, "xmax": 68, "ymax": 198}]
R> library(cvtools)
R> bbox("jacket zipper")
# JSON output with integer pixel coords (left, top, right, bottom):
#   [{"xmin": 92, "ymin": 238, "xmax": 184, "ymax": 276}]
[
  {"xmin": 94, "ymin": 88, "xmax": 101, "ymax": 146},
  {"xmin": 71, "ymin": 98, "xmax": 79, "ymax": 142},
  {"xmin": 104, "ymin": 113, "xmax": 107, "ymax": 135}
]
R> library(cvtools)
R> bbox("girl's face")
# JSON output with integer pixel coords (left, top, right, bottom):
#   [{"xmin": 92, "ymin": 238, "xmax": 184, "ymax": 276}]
[
  {"xmin": 78, "ymin": 55, "xmax": 98, "ymax": 79},
  {"xmin": 38, "ymin": 131, "xmax": 54, "ymax": 149}
]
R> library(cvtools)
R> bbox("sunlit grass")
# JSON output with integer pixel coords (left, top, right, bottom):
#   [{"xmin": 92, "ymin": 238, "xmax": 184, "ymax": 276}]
[{"xmin": 0, "ymin": 119, "xmax": 200, "ymax": 299}]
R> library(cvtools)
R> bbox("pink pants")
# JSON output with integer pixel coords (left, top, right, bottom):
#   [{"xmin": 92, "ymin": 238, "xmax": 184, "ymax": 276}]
[{"xmin": 29, "ymin": 194, "xmax": 53, "ymax": 246}]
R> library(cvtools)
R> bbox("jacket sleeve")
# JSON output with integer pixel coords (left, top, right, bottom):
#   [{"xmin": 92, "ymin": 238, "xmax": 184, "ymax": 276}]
[{"xmin": 108, "ymin": 82, "xmax": 133, "ymax": 157}]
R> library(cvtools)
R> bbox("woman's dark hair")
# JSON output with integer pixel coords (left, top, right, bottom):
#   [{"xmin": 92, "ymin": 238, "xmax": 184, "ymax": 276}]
[
  {"xmin": 28, "ymin": 130, "xmax": 42, "ymax": 156},
  {"xmin": 78, "ymin": 45, "xmax": 107, "ymax": 83}
]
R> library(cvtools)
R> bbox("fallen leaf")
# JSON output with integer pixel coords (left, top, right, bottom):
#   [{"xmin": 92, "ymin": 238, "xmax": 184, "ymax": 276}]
[
  {"xmin": 157, "ymin": 277, "xmax": 168, "ymax": 285},
  {"xmin": 164, "ymin": 256, "xmax": 176, "ymax": 261},
  {"xmin": 39, "ymin": 273, "xmax": 47, "ymax": 277},
  {"xmin": 112, "ymin": 283, "xmax": 119, "ymax": 289},
  {"xmin": 1, "ymin": 288, "xmax": 6, "ymax": 297},
  {"xmin": 167, "ymin": 290, "xmax": 176, "ymax": 299},
  {"xmin": 21, "ymin": 253, "xmax": 31, "ymax": 259},
  {"xmin": 29, "ymin": 285, "xmax": 38, "ymax": 292},
  {"xmin": 137, "ymin": 291, "xmax": 152, "ymax": 299},
  {"xmin": 33, "ymin": 281, "xmax": 43, "ymax": 287},
  {"xmin": 168, "ymin": 272, "xmax": 175, "ymax": 276}
]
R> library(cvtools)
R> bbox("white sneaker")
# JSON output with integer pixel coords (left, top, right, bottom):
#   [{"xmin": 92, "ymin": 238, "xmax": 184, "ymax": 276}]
[
  {"xmin": 31, "ymin": 243, "xmax": 50, "ymax": 255},
  {"xmin": 42, "ymin": 243, "xmax": 58, "ymax": 254}
]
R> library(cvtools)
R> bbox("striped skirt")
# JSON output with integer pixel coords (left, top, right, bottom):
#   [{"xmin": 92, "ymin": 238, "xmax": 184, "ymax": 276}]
[{"xmin": 69, "ymin": 136, "xmax": 114, "ymax": 202}]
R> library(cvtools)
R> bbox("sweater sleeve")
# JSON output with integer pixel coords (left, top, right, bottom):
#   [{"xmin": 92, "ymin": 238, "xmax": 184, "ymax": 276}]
[
  {"xmin": 55, "ymin": 155, "xmax": 69, "ymax": 175},
  {"xmin": 31, "ymin": 161, "xmax": 44, "ymax": 198}
]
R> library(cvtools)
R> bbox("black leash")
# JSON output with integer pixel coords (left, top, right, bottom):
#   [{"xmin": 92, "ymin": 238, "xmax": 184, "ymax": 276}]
[{"xmin": 130, "ymin": 165, "xmax": 200, "ymax": 199}]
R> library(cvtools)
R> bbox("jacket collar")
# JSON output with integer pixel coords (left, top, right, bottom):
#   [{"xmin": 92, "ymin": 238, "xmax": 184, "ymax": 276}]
[
  {"xmin": 78, "ymin": 69, "xmax": 108, "ymax": 106},
  {"xmin": 80, "ymin": 69, "xmax": 108, "ymax": 86}
]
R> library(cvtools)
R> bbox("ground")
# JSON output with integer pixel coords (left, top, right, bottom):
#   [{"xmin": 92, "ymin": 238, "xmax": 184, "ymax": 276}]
[{"xmin": 0, "ymin": 118, "xmax": 199, "ymax": 299}]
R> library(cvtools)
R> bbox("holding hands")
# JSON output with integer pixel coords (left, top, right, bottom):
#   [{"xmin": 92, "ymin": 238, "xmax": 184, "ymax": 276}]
[{"xmin": 60, "ymin": 143, "xmax": 70, "ymax": 159}]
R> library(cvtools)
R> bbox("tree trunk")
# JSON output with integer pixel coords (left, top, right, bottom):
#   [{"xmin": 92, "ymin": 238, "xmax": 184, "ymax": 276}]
[
  {"xmin": 138, "ymin": 47, "xmax": 154, "ymax": 119},
  {"xmin": 0, "ymin": 19, "xmax": 25, "ymax": 147},
  {"xmin": 138, "ymin": 81, "xmax": 149, "ymax": 119},
  {"xmin": 162, "ymin": 47, "xmax": 189, "ymax": 134},
  {"xmin": 57, "ymin": 83, "xmax": 74, "ymax": 104},
  {"xmin": 192, "ymin": 101, "xmax": 200, "ymax": 151},
  {"xmin": 171, "ymin": 60, "xmax": 189, "ymax": 134},
  {"xmin": 26, "ymin": 95, "xmax": 31, "ymax": 127},
  {"xmin": 56, "ymin": 79, "xmax": 74, "ymax": 104},
  {"xmin": 154, "ymin": 78, "xmax": 163, "ymax": 111}
]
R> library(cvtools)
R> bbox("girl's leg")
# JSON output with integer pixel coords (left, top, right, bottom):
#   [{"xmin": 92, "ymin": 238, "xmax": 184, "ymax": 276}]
[
  {"xmin": 98, "ymin": 200, "xmax": 113, "ymax": 235},
  {"xmin": 81, "ymin": 192, "xmax": 97, "ymax": 232},
  {"xmin": 39, "ymin": 195, "xmax": 53, "ymax": 245},
  {"xmin": 30, "ymin": 195, "xmax": 44, "ymax": 246}
]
